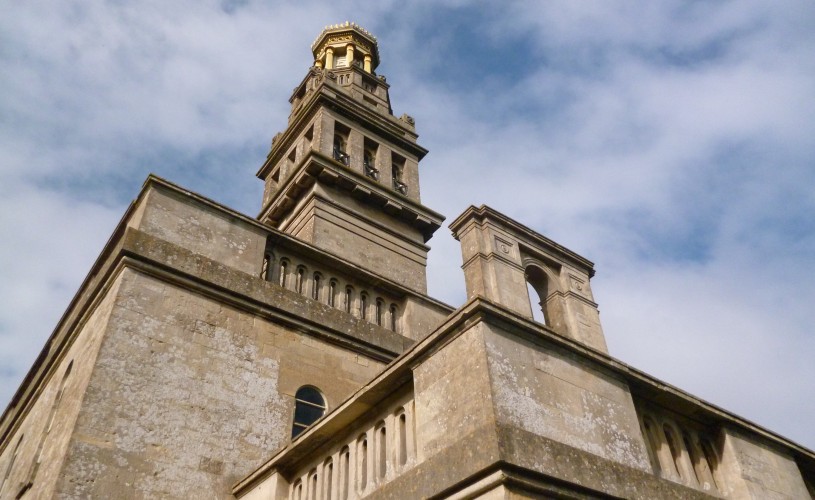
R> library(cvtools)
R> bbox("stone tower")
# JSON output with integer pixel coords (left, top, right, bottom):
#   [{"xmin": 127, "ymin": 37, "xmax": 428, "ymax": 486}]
[{"xmin": 257, "ymin": 22, "xmax": 443, "ymax": 294}]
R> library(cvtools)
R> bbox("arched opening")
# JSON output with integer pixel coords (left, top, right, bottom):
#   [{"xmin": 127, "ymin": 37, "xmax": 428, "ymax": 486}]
[
  {"xmin": 376, "ymin": 422, "xmax": 387, "ymax": 479},
  {"xmin": 375, "ymin": 299, "xmax": 384, "ymax": 326},
  {"xmin": 292, "ymin": 386, "xmax": 326, "ymax": 438},
  {"xmin": 641, "ymin": 416, "xmax": 662, "ymax": 475},
  {"xmin": 339, "ymin": 446, "xmax": 350, "ymax": 500},
  {"xmin": 309, "ymin": 469, "xmax": 318, "ymax": 500},
  {"xmin": 312, "ymin": 273, "xmax": 322, "ymax": 301},
  {"xmin": 328, "ymin": 279, "xmax": 338, "ymax": 307},
  {"xmin": 344, "ymin": 286, "xmax": 354, "ymax": 314},
  {"xmin": 525, "ymin": 265, "xmax": 551, "ymax": 325},
  {"xmin": 663, "ymin": 424, "xmax": 684, "ymax": 480},
  {"xmin": 296, "ymin": 266, "xmax": 307, "ymax": 294},
  {"xmin": 389, "ymin": 304, "xmax": 398, "ymax": 332},
  {"xmin": 333, "ymin": 123, "xmax": 350, "ymax": 166},
  {"xmin": 700, "ymin": 438, "xmax": 721, "ymax": 491},
  {"xmin": 358, "ymin": 434, "xmax": 368, "ymax": 490},
  {"xmin": 359, "ymin": 293, "xmax": 368, "ymax": 320},
  {"xmin": 279, "ymin": 259, "xmax": 290, "ymax": 288},
  {"xmin": 324, "ymin": 458, "xmax": 333, "ymax": 500},
  {"xmin": 397, "ymin": 411, "xmax": 407, "ymax": 466}
]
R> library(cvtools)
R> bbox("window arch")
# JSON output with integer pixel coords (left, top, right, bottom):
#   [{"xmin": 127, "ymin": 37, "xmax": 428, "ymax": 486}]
[
  {"xmin": 663, "ymin": 424, "xmax": 685, "ymax": 480},
  {"xmin": 296, "ymin": 266, "xmax": 307, "ymax": 294},
  {"xmin": 261, "ymin": 252, "xmax": 272, "ymax": 280},
  {"xmin": 375, "ymin": 298, "xmax": 384, "ymax": 326},
  {"xmin": 359, "ymin": 292, "xmax": 368, "ymax": 320},
  {"xmin": 328, "ymin": 279, "xmax": 338, "ymax": 307},
  {"xmin": 344, "ymin": 286, "xmax": 354, "ymax": 314},
  {"xmin": 389, "ymin": 304, "xmax": 398, "ymax": 332},
  {"xmin": 279, "ymin": 259, "xmax": 290, "ymax": 288},
  {"xmin": 699, "ymin": 438, "xmax": 722, "ymax": 491},
  {"xmin": 641, "ymin": 415, "xmax": 662, "ymax": 475},
  {"xmin": 292, "ymin": 386, "xmax": 326, "ymax": 438},
  {"xmin": 312, "ymin": 273, "xmax": 322, "ymax": 301},
  {"xmin": 525, "ymin": 264, "xmax": 553, "ymax": 325}
]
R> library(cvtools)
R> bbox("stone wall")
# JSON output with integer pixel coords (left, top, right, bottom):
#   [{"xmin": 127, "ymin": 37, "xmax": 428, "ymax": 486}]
[
  {"xmin": 0, "ymin": 274, "xmax": 123, "ymax": 499},
  {"xmin": 53, "ymin": 269, "xmax": 386, "ymax": 498}
]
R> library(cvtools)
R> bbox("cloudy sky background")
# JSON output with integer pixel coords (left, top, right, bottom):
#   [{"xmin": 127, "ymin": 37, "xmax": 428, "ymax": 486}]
[{"xmin": 2, "ymin": 1, "xmax": 814, "ymax": 449}]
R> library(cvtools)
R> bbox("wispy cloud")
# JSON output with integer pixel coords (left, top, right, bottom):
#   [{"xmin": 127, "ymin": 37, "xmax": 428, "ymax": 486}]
[{"xmin": 1, "ymin": 0, "xmax": 814, "ymax": 450}]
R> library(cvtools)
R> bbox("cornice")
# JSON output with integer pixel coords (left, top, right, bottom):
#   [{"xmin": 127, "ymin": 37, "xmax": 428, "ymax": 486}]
[
  {"xmin": 450, "ymin": 205, "xmax": 595, "ymax": 277},
  {"xmin": 258, "ymin": 75, "xmax": 425, "ymax": 180},
  {"xmin": 259, "ymin": 151, "xmax": 444, "ymax": 242}
]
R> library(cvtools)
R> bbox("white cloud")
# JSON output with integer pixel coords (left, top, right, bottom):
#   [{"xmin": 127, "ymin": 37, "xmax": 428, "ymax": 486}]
[{"xmin": 1, "ymin": 0, "xmax": 814, "ymax": 455}]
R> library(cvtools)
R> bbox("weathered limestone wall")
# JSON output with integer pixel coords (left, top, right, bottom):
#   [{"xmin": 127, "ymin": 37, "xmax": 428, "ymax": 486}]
[
  {"xmin": 281, "ymin": 185, "xmax": 429, "ymax": 293},
  {"xmin": 482, "ymin": 324, "xmax": 651, "ymax": 472},
  {"xmin": 718, "ymin": 427, "xmax": 811, "ymax": 499},
  {"xmin": 0, "ymin": 274, "xmax": 123, "ymax": 499},
  {"xmin": 130, "ymin": 187, "xmax": 267, "ymax": 277},
  {"xmin": 413, "ymin": 323, "xmax": 498, "ymax": 462},
  {"xmin": 53, "ymin": 268, "xmax": 386, "ymax": 498},
  {"xmin": 401, "ymin": 296, "xmax": 450, "ymax": 342}
]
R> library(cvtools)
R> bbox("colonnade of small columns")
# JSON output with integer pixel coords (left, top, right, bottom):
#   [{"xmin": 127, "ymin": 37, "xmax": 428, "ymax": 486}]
[
  {"xmin": 261, "ymin": 252, "xmax": 402, "ymax": 333},
  {"xmin": 315, "ymin": 44, "xmax": 373, "ymax": 73},
  {"xmin": 637, "ymin": 409, "xmax": 723, "ymax": 493},
  {"xmin": 289, "ymin": 400, "xmax": 416, "ymax": 500}
]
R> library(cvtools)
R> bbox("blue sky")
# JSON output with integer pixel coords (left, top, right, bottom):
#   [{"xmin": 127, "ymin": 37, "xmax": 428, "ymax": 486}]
[{"xmin": 2, "ymin": 1, "xmax": 814, "ymax": 450}]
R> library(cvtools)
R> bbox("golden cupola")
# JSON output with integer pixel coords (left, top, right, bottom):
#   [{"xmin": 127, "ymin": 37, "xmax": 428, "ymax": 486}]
[{"xmin": 311, "ymin": 22, "xmax": 380, "ymax": 73}]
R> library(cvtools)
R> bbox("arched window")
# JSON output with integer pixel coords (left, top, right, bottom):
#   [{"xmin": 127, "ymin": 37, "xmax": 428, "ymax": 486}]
[
  {"xmin": 333, "ymin": 133, "xmax": 349, "ymax": 166},
  {"xmin": 292, "ymin": 386, "xmax": 326, "ymax": 438},
  {"xmin": 525, "ymin": 265, "xmax": 551, "ymax": 325},
  {"xmin": 345, "ymin": 286, "xmax": 354, "ymax": 314},
  {"xmin": 312, "ymin": 273, "xmax": 322, "ymax": 301},
  {"xmin": 328, "ymin": 279, "xmax": 337, "ymax": 307},
  {"xmin": 389, "ymin": 304, "xmax": 398, "ymax": 332},
  {"xmin": 296, "ymin": 266, "xmax": 307, "ymax": 294},
  {"xmin": 375, "ymin": 299, "xmax": 384, "ymax": 326},
  {"xmin": 279, "ymin": 259, "xmax": 289, "ymax": 288},
  {"xmin": 261, "ymin": 253, "xmax": 272, "ymax": 280},
  {"xmin": 397, "ymin": 411, "xmax": 408, "ymax": 466},
  {"xmin": 359, "ymin": 293, "xmax": 368, "ymax": 320}
]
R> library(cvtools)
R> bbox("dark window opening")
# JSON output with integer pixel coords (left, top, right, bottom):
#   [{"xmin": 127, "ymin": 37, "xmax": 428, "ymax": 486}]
[
  {"xmin": 375, "ymin": 299, "xmax": 384, "ymax": 326},
  {"xmin": 391, "ymin": 154, "xmax": 407, "ymax": 194},
  {"xmin": 363, "ymin": 138, "xmax": 379, "ymax": 180},
  {"xmin": 389, "ymin": 304, "xmax": 398, "ymax": 332},
  {"xmin": 292, "ymin": 386, "xmax": 326, "ymax": 438},
  {"xmin": 333, "ymin": 124, "xmax": 351, "ymax": 166}
]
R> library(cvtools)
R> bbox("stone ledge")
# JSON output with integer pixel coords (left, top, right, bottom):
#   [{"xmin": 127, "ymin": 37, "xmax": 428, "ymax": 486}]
[
  {"xmin": 120, "ymin": 227, "xmax": 411, "ymax": 361},
  {"xmin": 260, "ymin": 151, "xmax": 444, "ymax": 242}
]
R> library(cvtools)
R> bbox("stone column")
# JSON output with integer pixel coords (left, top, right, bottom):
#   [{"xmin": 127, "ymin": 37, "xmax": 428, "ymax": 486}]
[
  {"xmin": 346, "ymin": 44, "xmax": 355, "ymax": 65},
  {"xmin": 326, "ymin": 47, "xmax": 334, "ymax": 69},
  {"xmin": 363, "ymin": 54, "xmax": 372, "ymax": 72}
]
